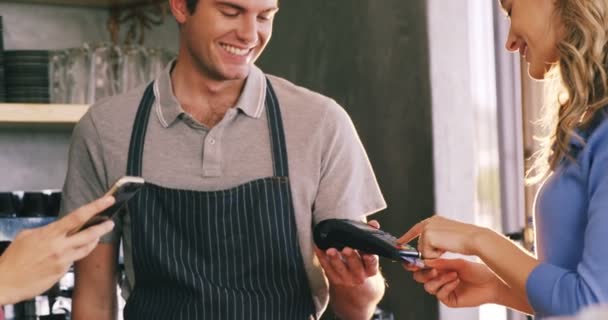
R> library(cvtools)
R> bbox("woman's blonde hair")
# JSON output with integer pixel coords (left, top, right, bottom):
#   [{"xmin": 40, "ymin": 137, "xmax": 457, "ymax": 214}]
[{"xmin": 528, "ymin": 0, "xmax": 608, "ymax": 183}]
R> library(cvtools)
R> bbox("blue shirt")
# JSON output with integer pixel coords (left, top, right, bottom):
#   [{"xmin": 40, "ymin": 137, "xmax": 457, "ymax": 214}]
[{"xmin": 527, "ymin": 114, "xmax": 608, "ymax": 318}]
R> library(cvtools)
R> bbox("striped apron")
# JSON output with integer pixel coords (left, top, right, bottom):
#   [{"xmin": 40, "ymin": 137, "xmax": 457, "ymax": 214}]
[{"xmin": 122, "ymin": 79, "xmax": 316, "ymax": 319}]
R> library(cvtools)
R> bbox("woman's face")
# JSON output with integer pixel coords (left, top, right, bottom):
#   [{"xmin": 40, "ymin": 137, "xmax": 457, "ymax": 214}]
[{"xmin": 501, "ymin": 0, "xmax": 563, "ymax": 80}]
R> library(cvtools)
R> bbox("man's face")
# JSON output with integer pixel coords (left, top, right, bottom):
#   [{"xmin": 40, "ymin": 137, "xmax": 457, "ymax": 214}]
[{"xmin": 181, "ymin": 0, "xmax": 278, "ymax": 81}]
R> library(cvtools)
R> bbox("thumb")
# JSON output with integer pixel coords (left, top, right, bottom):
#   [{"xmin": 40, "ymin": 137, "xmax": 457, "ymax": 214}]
[
  {"xmin": 57, "ymin": 196, "xmax": 115, "ymax": 234},
  {"xmin": 367, "ymin": 220, "xmax": 380, "ymax": 229}
]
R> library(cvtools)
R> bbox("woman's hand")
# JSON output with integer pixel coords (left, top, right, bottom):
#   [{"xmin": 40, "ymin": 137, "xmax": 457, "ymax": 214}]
[
  {"xmin": 0, "ymin": 196, "xmax": 115, "ymax": 305},
  {"xmin": 401, "ymin": 216, "xmax": 536, "ymax": 313},
  {"xmin": 398, "ymin": 216, "xmax": 485, "ymax": 259},
  {"xmin": 409, "ymin": 258, "xmax": 502, "ymax": 308}
]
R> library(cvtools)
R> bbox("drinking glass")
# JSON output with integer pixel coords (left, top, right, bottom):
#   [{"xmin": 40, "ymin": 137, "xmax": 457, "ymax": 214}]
[
  {"xmin": 117, "ymin": 45, "xmax": 147, "ymax": 93},
  {"xmin": 88, "ymin": 42, "xmax": 121, "ymax": 103},
  {"xmin": 64, "ymin": 46, "xmax": 91, "ymax": 104},
  {"xmin": 49, "ymin": 50, "xmax": 68, "ymax": 104}
]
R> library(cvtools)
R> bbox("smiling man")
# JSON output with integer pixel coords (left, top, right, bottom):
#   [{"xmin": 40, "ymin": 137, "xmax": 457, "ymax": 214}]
[{"xmin": 62, "ymin": 0, "xmax": 387, "ymax": 319}]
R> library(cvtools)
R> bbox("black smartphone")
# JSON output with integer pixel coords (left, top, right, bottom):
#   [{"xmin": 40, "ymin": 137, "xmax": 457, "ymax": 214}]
[{"xmin": 81, "ymin": 176, "xmax": 145, "ymax": 230}]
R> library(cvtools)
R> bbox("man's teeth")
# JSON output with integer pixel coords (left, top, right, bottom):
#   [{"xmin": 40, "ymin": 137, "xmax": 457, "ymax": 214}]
[{"xmin": 221, "ymin": 44, "xmax": 249, "ymax": 56}]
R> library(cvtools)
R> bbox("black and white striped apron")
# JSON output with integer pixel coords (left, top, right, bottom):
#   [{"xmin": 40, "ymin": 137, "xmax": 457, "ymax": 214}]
[{"xmin": 122, "ymin": 79, "xmax": 316, "ymax": 319}]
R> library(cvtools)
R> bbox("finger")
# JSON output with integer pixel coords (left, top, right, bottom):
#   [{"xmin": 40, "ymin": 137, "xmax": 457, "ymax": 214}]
[
  {"xmin": 320, "ymin": 262, "xmax": 344, "ymax": 286},
  {"xmin": 412, "ymin": 268, "xmax": 438, "ymax": 284},
  {"xmin": 397, "ymin": 218, "xmax": 430, "ymax": 244},
  {"xmin": 313, "ymin": 247, "xmax": 333, "ymax": 271},
  {"xmin": 66, "ymin": 238, "xmax": 101, "ymax": 262},
  {"xmin": 424, "ymin": 258, "xmax": 464, "ymax": 270},
  {"xmin": 313, "ymin": 246, "xmax": 329, "ymax": 259},
  {"xmin": 421, "ymin": 250, "xmax": 444, "ymax": 260},
  {"xmin": 342, "ymin": 248, "xmax": 366, "ymax": 284},
  {"xmin": 55, "ymin": 196, "xmax": 115, "ymax": 234},
  {"xmin": 367, "ymin": 220, "xmax": 380, "ymax": 229},
  {"xmin": 362, "ymin": 254, "xmax": 379, "ymax": 277},
  {"xmin": 419, "ymin": 241, "xmax": 444, "ymax": 260},
  {"xmin": 315, "ymin": 247, "xmax": 345, "ymax": 285},
  {"xmin": 436, "ymin": 278, "xmax": 460, "ymax": 304},
  {"xmin": 66, "ymin": 220, "xmax": 114, "ymax": 248},
  {"xmin": 327, "ymin": 249, "xmax": 354, "ymax": 285},
  {"xmin": 402, "ymin": 263, "xmax": 420, "ymax": 272},
  {"xmin": 418, "ymin": 236, "xmax": 444, "ymax": 260},
  {"xmin": 424, "ymin": 272, "xmax": 458, "ymax": 295}
]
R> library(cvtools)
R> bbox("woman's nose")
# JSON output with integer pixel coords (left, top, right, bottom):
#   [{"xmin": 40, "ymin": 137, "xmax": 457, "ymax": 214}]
[{"xmin": 504, "ymin": 29, "xmax": 520, "ymax": 52}]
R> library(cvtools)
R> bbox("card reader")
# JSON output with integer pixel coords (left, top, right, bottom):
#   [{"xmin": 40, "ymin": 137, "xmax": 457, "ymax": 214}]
[{"xmin": 313, "ymin": 219, "xmax": 424, "ymax": 267}]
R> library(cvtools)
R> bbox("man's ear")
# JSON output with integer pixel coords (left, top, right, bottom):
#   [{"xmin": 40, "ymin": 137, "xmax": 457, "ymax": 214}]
[{"xmin": 169, "ymin": 0, "xmax": 190, "ymax": 24}]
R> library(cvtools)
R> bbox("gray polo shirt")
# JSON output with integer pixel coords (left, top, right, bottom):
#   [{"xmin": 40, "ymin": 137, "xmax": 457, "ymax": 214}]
[{"xmin": 60, "ymin": 63, "xmax": 386, "ymax": 315}]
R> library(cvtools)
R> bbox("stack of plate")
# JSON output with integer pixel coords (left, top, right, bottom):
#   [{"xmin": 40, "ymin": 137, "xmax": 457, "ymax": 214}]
[
  {"xmin": 4, "ymin": 50, "xmax": 50, "ymax": 103},
  {"xmin": 0, "ymin": 16, "xmax": 6, "ymax": 102}
]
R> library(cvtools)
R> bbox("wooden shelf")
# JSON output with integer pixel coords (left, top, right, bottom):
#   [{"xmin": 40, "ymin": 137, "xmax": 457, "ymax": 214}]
[
  {"xmin": 0, "ymin": 103, "xmax": 89, "ymax": 125},
  {"xmin": 0, "ymin": 0, "xmax": 163, "ymax": 8}
]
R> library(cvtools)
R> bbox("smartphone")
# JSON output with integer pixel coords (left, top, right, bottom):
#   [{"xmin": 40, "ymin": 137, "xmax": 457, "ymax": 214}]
[{"xmin": 81, "ymin": 176, "xmax": 145, "ymax": 230}]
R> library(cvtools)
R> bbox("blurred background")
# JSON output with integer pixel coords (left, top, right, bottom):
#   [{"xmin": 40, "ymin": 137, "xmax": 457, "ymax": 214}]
[{"xmin": 0, "ymin": 0, "xmax": 546, "ymax": 319}]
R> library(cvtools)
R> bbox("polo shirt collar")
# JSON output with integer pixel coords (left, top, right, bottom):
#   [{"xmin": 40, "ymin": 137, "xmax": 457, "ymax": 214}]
[
  {"xmin": 154, "ymin": 61, "xmax": 267, "ymax": 128},
  {"xmin": 235, "ymin": 64, "xmax": 266, "ymax": 119}
]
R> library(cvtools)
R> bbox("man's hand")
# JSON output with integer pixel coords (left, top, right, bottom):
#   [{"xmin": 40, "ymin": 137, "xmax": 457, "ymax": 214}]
[
  {"xmin": 313, "ymin": 246, "xmax": 379, "ymax": 287},
  {"xmin": 315, "ymin": 220, "xmax": 385, "ymax": 320},
  {"xmin": 314, "ymin": 220, "xmax": 380, "ymax": 286}
]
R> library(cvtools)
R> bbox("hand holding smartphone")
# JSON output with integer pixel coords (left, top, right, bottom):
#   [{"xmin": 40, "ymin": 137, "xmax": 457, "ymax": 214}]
[{"xmin": 80, "ymin": 176, "xmax": 144, "ymax": 230}]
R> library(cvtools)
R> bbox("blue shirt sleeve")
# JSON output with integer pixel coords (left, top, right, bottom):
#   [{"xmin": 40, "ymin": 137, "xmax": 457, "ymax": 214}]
[{"xmin": 526, "ymin": 122, "xmax": 608, "ymax": 317}]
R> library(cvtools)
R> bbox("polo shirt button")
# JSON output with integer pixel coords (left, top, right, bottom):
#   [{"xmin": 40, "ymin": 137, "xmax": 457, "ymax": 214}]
[{"xmin": 209, "ymin": 138, "xmax": 216, "ymax": 145}]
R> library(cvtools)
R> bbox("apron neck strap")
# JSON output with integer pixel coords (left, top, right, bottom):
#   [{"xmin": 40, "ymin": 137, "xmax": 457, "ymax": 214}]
[
  {"xmin": 127, "ymin": 83, "xmax": 155, "ymax": 177},
  {"xmin": 264, "ymin": 77, "xmax": 290, "ymax": 177}
]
